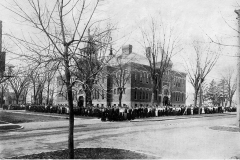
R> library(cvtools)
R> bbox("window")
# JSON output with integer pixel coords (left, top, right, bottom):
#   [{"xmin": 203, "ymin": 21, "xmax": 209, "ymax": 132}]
[
  {"xmin": 93, "ymin": 89, "xmax": 95, "ymax": 99},
  {"xmin": 146, "ymin": 91, "xmax": 148, "ymax": 100},
  {"xmin": 146, "ymin": 73, "xmax": 148, "ymax": 83},
  {"xmin": 102, "ymin": 90, "xmax": 104, "ymax": 99},
  {"xmin": 134, "ymin": 88, "xmax": 137, "ymax": 100},
  {"xmin": 135, "ymin": 72, "xmax": 137, "ymax": 82},
  {"xmin": 140, "ymin": 72, "xmax": 142, "ymax": 83},
  {"xmin": 97, "ymin": 90, "xmax": 100, "ymax": 99},
  {"xmin": 114, "ymin": 89, "xmax": 116, "ymax": 94},
  {"xmin": 139, "ymin": 90, "xmax": 142, "ymax": 100},
  {"xmin": 149, "ymin": 74, "xmax": 151, "ymax": 84},
  {"xmin": 142, "ymin": 72, "xmax": 145, "ymax": 83},
  {"xmin": 123, "ymin": 88, "xmax": 125, "ymax": 94},
  {"xmin": 143, "ymin": 91, "xmax": 145, "ymax": 100},
  {"xmin": 94, "ymin": 89, "xmax": 97, "ymax": 99}
]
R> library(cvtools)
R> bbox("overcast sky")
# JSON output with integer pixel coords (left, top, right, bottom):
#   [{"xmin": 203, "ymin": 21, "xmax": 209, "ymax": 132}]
[{"xmin": 0, "ymin": 0, "xmax": 239, "ymax": 104}]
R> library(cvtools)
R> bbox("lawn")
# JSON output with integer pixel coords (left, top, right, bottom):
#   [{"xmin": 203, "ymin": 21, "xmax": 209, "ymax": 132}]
[
  {"xmin": 0, "ymin": 111, "xmax": 67, "ymax": 124},
  {"xmin": 10, "ymin": 148, "xmax": 157, "ymax": 159}
]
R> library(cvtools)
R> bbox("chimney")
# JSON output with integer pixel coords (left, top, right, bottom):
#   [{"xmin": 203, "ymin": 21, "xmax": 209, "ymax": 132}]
[{"xmin": 122, "ymin": 44, "xmax": 132, "ymax": 55}]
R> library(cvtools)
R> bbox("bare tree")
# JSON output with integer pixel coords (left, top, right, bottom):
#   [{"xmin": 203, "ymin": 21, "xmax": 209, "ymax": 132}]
[
  {"xmin": 28, "ymin": 68, "xmax": 47, "ymax": 105},
  {"xmin": 4, "ymin": 0, "xmax": 113, "ymax": 158},
  {"xmin": 109, "ymin": 54, "xmax": 132, "ymax": 106},
  {"xmin": 72, "ymin": 27, "xmax": 114, "ymax": 107},
  {"xmin": 45, "ymin": 66, "xmax": 57, "ymax": 105},
  {"xmin": 0, "ymin": 81, "xmax": 9, "ymax": 107},
  {"xmin": 8, "ymin": 68, "xmax": 30, "ymax": 104},
  {"xmin": 140, "ymin": 18, "xmax": 182, "ymax": 106},
  {"xmin": 185, "ymin": 40, "xmax": 220, "ymax": 113},
  {"xmin": 221, "ymin": 67, "xmax": 237, "ymax": 107}
]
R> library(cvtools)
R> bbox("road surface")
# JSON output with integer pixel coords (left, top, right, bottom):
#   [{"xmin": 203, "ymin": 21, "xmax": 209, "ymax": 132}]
[{"xmin": 0, "ymin": 114, "xmax": 239, "ymax": 159}]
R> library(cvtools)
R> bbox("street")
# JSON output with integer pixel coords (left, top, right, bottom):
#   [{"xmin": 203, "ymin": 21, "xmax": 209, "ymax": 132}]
[{"xmin": 0, "ymin": 114, "xmax": 239, "ymax": 159}]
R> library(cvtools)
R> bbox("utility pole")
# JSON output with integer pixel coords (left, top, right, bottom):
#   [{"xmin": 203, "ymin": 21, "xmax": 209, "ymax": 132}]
[{"xmin": 235, "ymin": 9, "xmax": 240, "ymax": 128}]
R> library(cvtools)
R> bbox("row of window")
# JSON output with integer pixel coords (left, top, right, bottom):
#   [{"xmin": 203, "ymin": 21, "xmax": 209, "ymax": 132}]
[
  {"xmin": 92, "ymin": 89, "xmax": 105, "ymax": 100},
  {"xmin": 133, "ymin": 72, "xmax": 151, "ymax": 84},
  {"xmin": 173, "ymin": 77, "xmax": 185, "ymax": 88},
  {"xmin": 172, "ymin": 92, "xmax": 185, "ymax": 102},
  {"xmin": 134, "ymin": 88, "xmax": 151, "ymax": 100}
]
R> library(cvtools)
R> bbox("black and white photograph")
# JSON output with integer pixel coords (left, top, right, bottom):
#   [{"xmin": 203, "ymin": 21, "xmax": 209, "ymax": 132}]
[{"xmin": 0, "ymin": 0, "xmax": 240, "ymax": 159}]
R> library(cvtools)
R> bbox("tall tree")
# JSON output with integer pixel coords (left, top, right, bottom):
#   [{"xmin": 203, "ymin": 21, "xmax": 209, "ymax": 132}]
[
  {"xmin": 185, "ymin": 40, "xmax": 220, "ymax": 113},
  {"xmin": 206, "ymin": 79, "xmax": 220, "ymax": 106},
  {"xmin": 72, "ymin": 27, "xmax": 114, "ymax": 107},
  {"xmin": 140, "ymin": 18, "xmax": 182, "ymax": 106},
  {"xmin": 221, "ymin": 67, "xmax": 237, "ymax": 107},
  {"xmin": 5, "ymin": 0, "xmax": 113, "ymax": 158},
  {"xmin": 109, "ymin": 54, "xmax": 133, "ymax": 106},
  {"xmin": 29, "ymin": 68, "xmax": 47, "ymax": 105},
  {"xmin": 8, "ymin": 68, "xmax": 30, "ymax": 104}
]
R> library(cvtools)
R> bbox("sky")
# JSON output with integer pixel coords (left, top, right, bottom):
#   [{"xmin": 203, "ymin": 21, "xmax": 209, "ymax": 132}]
[{"xmin": 0, "ymin": 0, "xmax": 239, "ymax": 105}]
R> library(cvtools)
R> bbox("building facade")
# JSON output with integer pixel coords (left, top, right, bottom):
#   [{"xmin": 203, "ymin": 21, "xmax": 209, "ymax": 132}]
[{"xmin": 56, "ymin": 44, "xmax": 186, "ymax": 107}]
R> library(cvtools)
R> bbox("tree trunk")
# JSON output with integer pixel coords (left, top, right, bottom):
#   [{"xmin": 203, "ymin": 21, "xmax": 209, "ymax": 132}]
[
  {"xmin": 151, "ymin": 83, "xmax": 156, "ymax": 106},
  {"xmin": 46, "ymin": 81, "xmax": 50, "ymax": 105},
  {"xmin": 194, "ymin": 91, "xmax": 198, "ymax": 107},
  {"xmin": 16, "ymin": 95, "xmax": 19, "ymax": 105},
  {"xmin": 39, "ymin": 90, "xmax": 43, "ymax": 104},
  {"xmin": 229, "ymin": 99, "xmax": 232, "ymax": 107},
  {"xmin": 119, "ymin": 90, "xmax": 122, "ymax": 107},
  {"xmin": 50, "ymin": 89, "xmax": 54, "ymax": 105},
  {"xmin": 64, "ymin": 46, "xmax": 74, "ymax": 159},
  {"xmin": 198, "ymin": 84, "xmax": 202, "ymax": 114}
]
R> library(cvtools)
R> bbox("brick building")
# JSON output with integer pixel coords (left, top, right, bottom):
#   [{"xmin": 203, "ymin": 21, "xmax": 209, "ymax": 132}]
[{"xmin": 56, "ymin": 44, "xmax": 186, "ymax": 107}]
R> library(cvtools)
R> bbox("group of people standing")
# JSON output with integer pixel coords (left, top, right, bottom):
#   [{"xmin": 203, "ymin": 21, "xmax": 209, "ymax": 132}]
[{"xmin": 7, "ymin": 103, "xmax": 230, "ymax": 122}]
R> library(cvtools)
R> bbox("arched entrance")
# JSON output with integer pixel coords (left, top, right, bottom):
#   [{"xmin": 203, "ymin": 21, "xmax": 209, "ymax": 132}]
[
  {"xmin": 163, "ymin": 96, "xmax": 169, "ymax": 106},
  {"xmin": 78, "ymin": 96, "xmax": 84, "ymax": 107},
  {"xmin": 163, "ymin": 88, "xmax": 170, "ymax": 106}
]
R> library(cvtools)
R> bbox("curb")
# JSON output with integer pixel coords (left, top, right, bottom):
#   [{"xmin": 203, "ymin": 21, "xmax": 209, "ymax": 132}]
[{"xmin": 130, "ymin": 113, "xmax": 236, "ymax": 122}]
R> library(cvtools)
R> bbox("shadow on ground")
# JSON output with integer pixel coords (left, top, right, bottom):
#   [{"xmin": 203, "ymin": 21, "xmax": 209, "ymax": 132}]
[{"xmin": 9, "ymin": 148, "xmax": 158, "ymax": 159}]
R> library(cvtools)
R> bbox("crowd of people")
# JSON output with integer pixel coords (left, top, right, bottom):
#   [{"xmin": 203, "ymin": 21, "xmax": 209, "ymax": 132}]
[{"xmin": 2, "ymin": 103, "xmax": 237, "ymax": 121}]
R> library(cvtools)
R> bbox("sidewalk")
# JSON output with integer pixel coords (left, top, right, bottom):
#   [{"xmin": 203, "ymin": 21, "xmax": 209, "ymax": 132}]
[
  {"xmin": 17, "ymin": 118, "xmax": 106, "ymax": 131},
  {"xmin": 131, "ymin": 112, "xmax": 236, "ymax": 122},
  {"xmin": 0, "ymin": 109, "xmax": 105, "ymax": 131},
  {"xmin": 0, "ymin": 110, "xmax": 236, "ymax": 131}
]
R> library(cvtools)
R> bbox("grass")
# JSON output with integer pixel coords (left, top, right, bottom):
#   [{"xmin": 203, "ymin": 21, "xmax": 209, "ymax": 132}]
[
  {"xmin": 10, "ymin": 148, "xmax": 157, "ymax": 159},
  {"xmin": 210, "ymin": 126, "xmax": 240, "ymax": 132},
  {"xmin": 0, "ymin": 111, "xmax": 67, "ymax": 124}
]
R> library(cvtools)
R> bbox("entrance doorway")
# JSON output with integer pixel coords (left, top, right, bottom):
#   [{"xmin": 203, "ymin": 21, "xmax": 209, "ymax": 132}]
[
  {"xmin": 78, "ymin": 96, "xmax": 84, "ymax": 107},
  {"xmin": 163, "ymin": 96, "xmax": 169, "ymax": 106}
]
